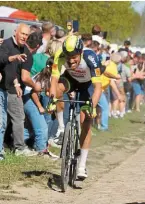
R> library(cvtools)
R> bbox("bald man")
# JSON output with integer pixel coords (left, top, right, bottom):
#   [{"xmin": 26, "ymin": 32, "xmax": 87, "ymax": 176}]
[{"xmin": 0, "ymin": 24, "xmax": 41, "ymax": 159}]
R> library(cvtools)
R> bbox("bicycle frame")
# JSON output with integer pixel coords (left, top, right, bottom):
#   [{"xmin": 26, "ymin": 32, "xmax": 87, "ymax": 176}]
[{"xmin": 59, "ymin": 93, "xmax": 81, "ymax": 159}]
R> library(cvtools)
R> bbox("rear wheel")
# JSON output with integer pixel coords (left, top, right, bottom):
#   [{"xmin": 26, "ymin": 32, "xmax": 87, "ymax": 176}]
[{"xmin": 61, "ymin": 122, "xmax": 72, "ymax": 192}]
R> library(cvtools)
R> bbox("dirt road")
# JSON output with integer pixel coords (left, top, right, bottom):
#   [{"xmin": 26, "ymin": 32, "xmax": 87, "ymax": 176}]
[
  {"xmin": 75, "ymin": 145, "xmax": 145, "ymax": 204},
  {"xmin": 1, "ymin": 116, "xmax": 145, "ymax": 204},
  {"xmin": 1, "ymin": 144, "xmax": 145, "ymax": 204}
]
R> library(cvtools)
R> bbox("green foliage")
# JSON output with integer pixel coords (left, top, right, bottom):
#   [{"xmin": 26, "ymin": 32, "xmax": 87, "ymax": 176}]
[{"xmin": 0, "ymin": 1, "xmax": 141, "ymax": 42}]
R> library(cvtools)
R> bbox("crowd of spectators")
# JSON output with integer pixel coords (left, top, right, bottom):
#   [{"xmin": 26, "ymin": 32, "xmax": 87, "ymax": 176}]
[{"xmin": 0, "ymin": 21, "xmax": 145, "ymax": 161}]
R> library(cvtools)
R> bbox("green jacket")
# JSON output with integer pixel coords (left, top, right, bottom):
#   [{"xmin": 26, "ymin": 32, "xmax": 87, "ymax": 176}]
[{"xmin": 31, "ymin": 53, "xmax": 49, "ymax": 77}]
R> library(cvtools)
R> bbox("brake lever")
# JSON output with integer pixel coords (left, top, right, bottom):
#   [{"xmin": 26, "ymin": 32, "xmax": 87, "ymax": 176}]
[{"xmin": 47, "ymin": 94, "xmax": 54, "ymax": 109}]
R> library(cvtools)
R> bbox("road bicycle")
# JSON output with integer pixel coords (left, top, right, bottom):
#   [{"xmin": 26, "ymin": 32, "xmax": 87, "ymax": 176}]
[{"xmin": 48, "ymin": 93, "xmax": 92, "ymax": 192}]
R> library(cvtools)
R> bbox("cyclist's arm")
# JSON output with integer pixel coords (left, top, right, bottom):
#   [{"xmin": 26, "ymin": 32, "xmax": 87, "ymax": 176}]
[
  {"xmin": 50, "ymin": 49, "xmax": 62, "ymax": 97},
  {"xmin": 84, "ymin": 50, "xmax": 103, "ymax": 108},
  {"xmin": 92, "ymin": 81, "xmax": 102, "ymax": 108}
]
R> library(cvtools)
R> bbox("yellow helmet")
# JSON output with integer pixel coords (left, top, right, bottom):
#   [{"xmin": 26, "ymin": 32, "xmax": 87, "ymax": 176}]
[{"xmin": 63, "ymin": 35, "xmax": 83, "ymax": 56}]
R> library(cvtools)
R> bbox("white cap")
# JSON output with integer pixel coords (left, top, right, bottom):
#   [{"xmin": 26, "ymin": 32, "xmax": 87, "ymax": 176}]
[
  {"xmin": 109, "ymin": 43, "xmax": 118, "ymax": 53},
  {"xmin": 119, "ymin": 51, "xmax": 128, "ymax": 59},
  {"xmin": 92, "ymin": 35, "xmax": 103, "ymax": 44}
]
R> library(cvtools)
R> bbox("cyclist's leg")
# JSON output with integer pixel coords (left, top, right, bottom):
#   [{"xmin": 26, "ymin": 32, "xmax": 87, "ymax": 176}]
[
  {"xmin": 50, "ymin": 82, "xmax": 65, "ymax": 144},
  {"xmin": 77, "ymin": 111, "xmax": 91, "ymax": 178},
  {"xmin": 54, "ymin": 76, "xmax": 72, "ymax": 144},
  {"xmin": 54, "ymin": 101, "xmax": 65, "ymax": 143},
  {"xmin": 80, "ymin": 111, "xmax": 92, "ymax": 148},
  {"xmin": 77, "ymin": 82, "xmax": 94, "ymax": 178},
  {"xmin": 56, "ymin": 93, "xmax": 70, "ymax": 135}
]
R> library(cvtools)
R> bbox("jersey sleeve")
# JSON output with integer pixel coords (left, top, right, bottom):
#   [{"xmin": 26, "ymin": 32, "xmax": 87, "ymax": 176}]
[
  {"xmin": 83, "ymin": 50, "xmax": 102, "ymax": 83},
  {"xmin": 51, "ymin": 48, "xmax": 63, "ymax": 78}
]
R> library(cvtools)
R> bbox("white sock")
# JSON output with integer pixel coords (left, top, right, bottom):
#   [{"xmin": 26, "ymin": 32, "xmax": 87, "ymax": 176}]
[
  {"xmin": 57, "ymin": 111, "xmax": 64, "ymax": 131},
  {"xmin": 78, "ymin": 149, "xmax": 89, "ymax": 169}
]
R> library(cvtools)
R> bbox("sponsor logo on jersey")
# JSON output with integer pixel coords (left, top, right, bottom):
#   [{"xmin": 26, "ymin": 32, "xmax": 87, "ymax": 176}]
[
  {"xmin": 88, "ymin": 55, "xmax": 98, "ymax": 67},
  {"xmin": 69, "ymin": 69, "xmax": 86, "ymax": 77}
]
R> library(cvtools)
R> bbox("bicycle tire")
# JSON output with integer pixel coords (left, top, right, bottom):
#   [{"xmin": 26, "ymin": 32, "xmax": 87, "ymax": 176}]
[
  {"xmin": 61, "ymin": 122, "xmax": 72, "ymax": 192},
  {"xmin": 69, "ymin": 120, "xmax": 80, "ymax": 187}
]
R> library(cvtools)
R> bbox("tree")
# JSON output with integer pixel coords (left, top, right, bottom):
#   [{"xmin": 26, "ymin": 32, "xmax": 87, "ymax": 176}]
[{"xmin": 0, "ymin": 2, "xmax": 141, "ymax": 43}]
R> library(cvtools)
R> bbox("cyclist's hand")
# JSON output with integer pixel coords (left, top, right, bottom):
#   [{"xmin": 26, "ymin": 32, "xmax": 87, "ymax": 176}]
[
  {"xmin": 47, "ymin": 103, "xmax": 56, "ymax": 113},
  {"xmin": 86, "ymin": 107, "xmax": 97, "ymax": 118}
]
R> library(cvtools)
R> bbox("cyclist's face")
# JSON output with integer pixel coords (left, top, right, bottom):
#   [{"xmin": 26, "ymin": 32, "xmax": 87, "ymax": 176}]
[{"xmin": 66, "ymin": 54, "xmax": 81, "ymax": 69}]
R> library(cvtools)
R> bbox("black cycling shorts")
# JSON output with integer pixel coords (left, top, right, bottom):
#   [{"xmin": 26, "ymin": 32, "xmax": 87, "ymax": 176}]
[{"xmin": 59, "ymin": 71, "xmax": 94, "ymax": 103}]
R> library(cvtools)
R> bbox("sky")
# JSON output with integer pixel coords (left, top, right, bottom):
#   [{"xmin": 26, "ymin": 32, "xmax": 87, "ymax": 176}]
[{"xmin": 132, "ymin": 1, "xmax": 145, "ymax": 14}]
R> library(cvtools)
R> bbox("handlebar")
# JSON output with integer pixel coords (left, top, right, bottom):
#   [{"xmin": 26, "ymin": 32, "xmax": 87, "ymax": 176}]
[
  {"xmin": 48, "ymin": 94, "xmax": 92, "ymax": 105},
  {"xmin": 47, "ymin": 94, "xmax": 93, "ymax": 112}
]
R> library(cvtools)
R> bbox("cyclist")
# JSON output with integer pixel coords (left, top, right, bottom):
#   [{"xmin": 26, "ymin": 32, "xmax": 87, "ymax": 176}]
[{"xmin": 49, "ymin": 35, "xmax": 106, "ymax": 179}]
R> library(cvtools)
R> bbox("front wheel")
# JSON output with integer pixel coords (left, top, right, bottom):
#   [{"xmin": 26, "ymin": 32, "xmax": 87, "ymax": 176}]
[
  {"xmin": 61, "ymin": 122, "xmax": 71, "ymax": 192},
  {"xmin": 69, "ymin": 121, "xmax": 80, "ymax": 187}
]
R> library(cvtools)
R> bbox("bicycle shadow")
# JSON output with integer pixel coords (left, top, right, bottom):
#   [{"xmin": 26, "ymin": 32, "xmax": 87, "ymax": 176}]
[
  {"xmin": 22, "ymin": 170, "xmax": 50, "ymax": 177},
  {"xmin": 22, "ymin": 170, "xmax": 83, "ymax": 192},
  {"xmin": 22, "ymin": 170, "xmax": 62, "ymax": 192},
  {"xmin": 47, "ymin": 173, "xmax": 62, "ymax": 192}
]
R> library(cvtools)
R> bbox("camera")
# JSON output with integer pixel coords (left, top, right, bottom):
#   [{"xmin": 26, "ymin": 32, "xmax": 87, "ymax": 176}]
[{"xmin": 67, "ymin": 20, "xmax": 79, "ymax": 33}]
